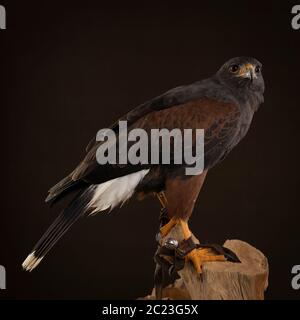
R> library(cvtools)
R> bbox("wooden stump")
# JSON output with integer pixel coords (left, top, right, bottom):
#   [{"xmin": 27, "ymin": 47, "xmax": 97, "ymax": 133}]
[{"xmin": 143, "ymin": 224, "xmax": 269, "ymax": 300}]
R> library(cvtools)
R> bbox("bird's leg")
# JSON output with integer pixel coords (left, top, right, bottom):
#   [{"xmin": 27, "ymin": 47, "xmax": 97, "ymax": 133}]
[
  {"xmin": 160, "ymin": 217, "xmax": 178, "ymax": 237},
  {"xmin": 155, "ymin": 191, "xmax": 179, "ymax": 237},
  {"xmin": 179, "ymin": 219, "xmax": 226, "ymax": 274},
  {"xmin": 155, "ymin": 192, "xmax": 227, "ymax": 275},
  {"xmin": 156, "ymin": 191, "xmax": 168, "ymax": 209}
]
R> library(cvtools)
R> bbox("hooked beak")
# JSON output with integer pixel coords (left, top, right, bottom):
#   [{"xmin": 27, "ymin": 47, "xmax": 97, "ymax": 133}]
[{"xmin": 238, "ymin": 63, "xmax": 256, "ymax": 81}]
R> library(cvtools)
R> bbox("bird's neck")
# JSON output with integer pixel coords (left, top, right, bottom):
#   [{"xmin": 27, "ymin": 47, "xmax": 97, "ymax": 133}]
[
  {"xmin": 213, "ymin": 75, "xmax": 264, "ymax": 113},
  {"xmin": 240, "ymin": 89, "xmax": 264, "ymax": 113}
]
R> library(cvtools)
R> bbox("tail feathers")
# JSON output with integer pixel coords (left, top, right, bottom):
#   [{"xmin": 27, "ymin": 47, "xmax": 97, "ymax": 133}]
[
  {"xmin": 23, "ymin": 169, "xmax": 150, "ymax": 271},
  {"xmin": 22, "ymin": 252, "xmax": 43, "ymax": 271},
  {"xmin": 88, "ymin": 169, "xmax": 150, "ymax": 214},
  {"xmin": 23, "ymin": 189, "xmax": 90, "ymax": 272},
  {"xmin": 45, "ymin": 174, "xmax": 85, "ymax": 206}
]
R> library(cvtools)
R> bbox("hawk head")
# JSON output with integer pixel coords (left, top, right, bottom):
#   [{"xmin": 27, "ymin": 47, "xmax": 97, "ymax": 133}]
[{"xmin": 216, "ymin": 57, "xmax": 265, "ymax": 94}]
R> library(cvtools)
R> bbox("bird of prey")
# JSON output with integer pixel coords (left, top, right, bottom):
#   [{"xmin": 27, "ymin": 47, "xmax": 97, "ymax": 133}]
[{"xmin": 22, "ymin": 57, "xmax": 265, "ymax": 274}]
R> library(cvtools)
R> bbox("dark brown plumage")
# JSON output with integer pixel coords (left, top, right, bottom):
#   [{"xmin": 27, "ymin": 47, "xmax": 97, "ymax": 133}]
[{"xmin": 22, "ymin": 56, "xmax": 265, "ymax": 272}]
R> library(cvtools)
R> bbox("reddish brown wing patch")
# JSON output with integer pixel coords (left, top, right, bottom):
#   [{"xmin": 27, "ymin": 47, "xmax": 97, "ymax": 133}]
[
  {"xmin": 133, "ymin": 97, "xmax": 239, "ymax": 136},
  {"xmin": 72, "ymin": 98, "xmax": 239, "ymax": 182}
]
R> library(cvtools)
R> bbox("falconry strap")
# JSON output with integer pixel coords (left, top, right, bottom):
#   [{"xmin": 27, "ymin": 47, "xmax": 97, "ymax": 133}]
[{"xmin": 154, "ymin": 192, "xmax": 240, "ymax": 298}]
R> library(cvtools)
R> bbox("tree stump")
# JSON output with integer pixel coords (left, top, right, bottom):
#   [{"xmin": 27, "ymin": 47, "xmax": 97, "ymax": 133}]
[{"xmin": 143, "ymin": 224, "xmax": 269, "ymax": 300}]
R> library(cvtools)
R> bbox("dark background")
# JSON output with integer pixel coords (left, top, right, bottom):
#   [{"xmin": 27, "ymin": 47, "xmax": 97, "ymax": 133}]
[{"xmin": 0, "ymin": 0, "xmax": 299, "ymax": 299}]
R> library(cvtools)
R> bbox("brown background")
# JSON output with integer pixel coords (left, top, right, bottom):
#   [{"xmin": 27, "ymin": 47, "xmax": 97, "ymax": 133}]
[{"xmin": 0, "ymin": 0, "xmax": 299, "ymax": 299}]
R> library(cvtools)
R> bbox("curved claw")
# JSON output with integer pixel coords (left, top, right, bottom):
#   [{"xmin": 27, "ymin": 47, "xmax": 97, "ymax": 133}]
[
  {"xmin": 197, "ymin": 243, "xmax": 241, "ymax": 263},
  {"xmin": 222, "ymin": 247, "xmax": 241, "ymax": 263}
]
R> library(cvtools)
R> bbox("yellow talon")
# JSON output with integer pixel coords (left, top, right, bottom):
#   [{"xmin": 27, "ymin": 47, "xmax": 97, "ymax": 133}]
[
  {"xmin": 180, "ymin": 219, "xmax": 226, "ymax": 274},
  {"xmin": 186, "ymin": 248, "xmax": 226, "ymax": 274},
  {"xmin": 159, "ymin": 217, "xmax": 178, "ymax": 237},
  {"xmin": 156, "ymin": 193, "xmax": 226, "ymax": 274}
]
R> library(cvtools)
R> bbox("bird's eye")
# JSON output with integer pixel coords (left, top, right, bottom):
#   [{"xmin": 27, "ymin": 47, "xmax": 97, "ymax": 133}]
[
  {"xmin": 255, "ymin": 65, "xmax": 261, "ymax": 73},
  {"xmin": 229, "ymin": 64, "xmax": 240, "ymax": 73}
]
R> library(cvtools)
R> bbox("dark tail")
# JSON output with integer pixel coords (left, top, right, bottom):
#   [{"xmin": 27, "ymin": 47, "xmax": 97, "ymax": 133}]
[
  {"xmin": 22, "ymin": 188, "xmax": 91, "ymax": 271},
  {"xmin": 45, "ymin": 174, "xmax": 87, "ymax": 206}
]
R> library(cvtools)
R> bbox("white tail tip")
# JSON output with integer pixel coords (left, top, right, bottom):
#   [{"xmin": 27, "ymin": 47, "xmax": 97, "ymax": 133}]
[{"xmin": 22, "ymin": 251, "xmax": 43, "ymax": 272}]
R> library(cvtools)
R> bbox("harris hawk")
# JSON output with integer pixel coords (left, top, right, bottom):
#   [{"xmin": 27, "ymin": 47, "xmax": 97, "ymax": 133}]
[{"xmin": 22, "ymin": 56, "xmax": 265, "ymax": 274}]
